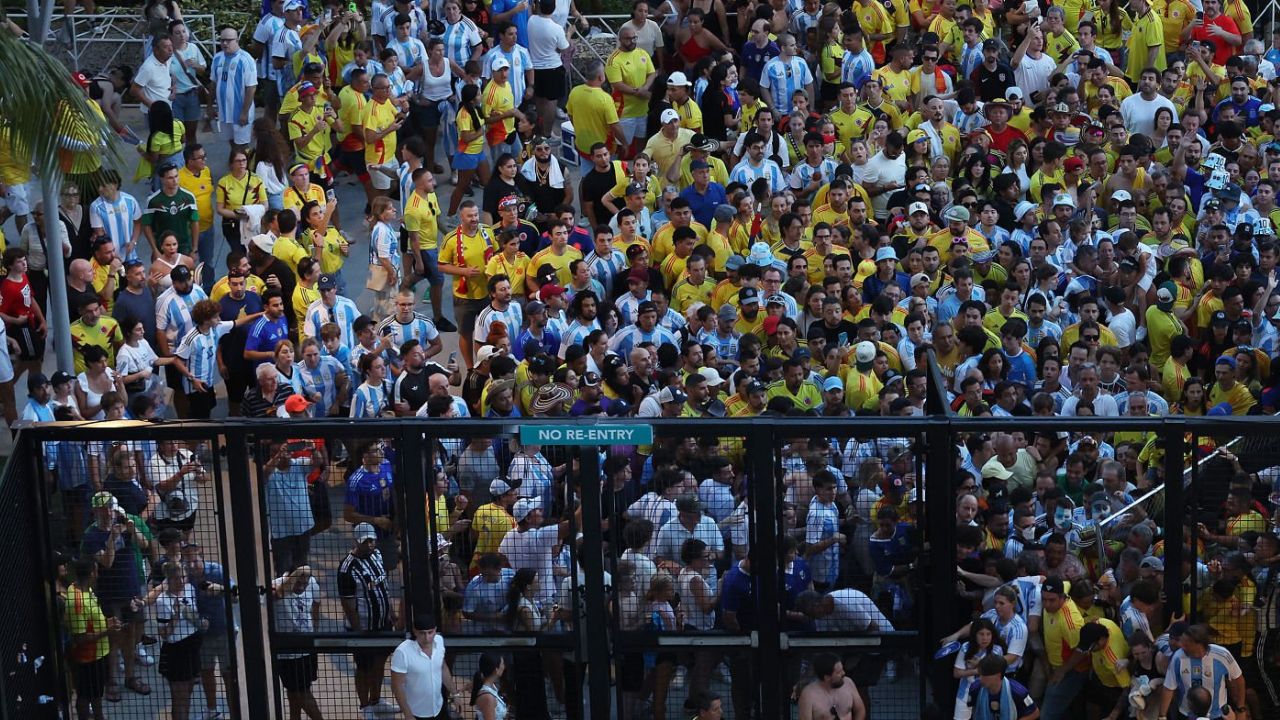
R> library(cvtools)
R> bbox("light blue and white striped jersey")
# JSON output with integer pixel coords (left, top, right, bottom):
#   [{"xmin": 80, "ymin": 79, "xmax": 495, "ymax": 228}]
[
  {"xmin": 698, "ymin": 328, "xmax": 740, "ymax": 363},
  {"xmin": 251, "ymin": 13, "xmax": 285, "ymax": 80},
  {"xmin": 303, "ymin": 295, "xmax": 361, "ymax": 349},
  {"xmin": 657, "ymin": 307, "xmax": 686, "ymax": 333},
  {"xmin": 210, "ymin": 49, "xmax": 258, "ymax": 124},
  {"xmin": 560, "ymin": 318, "xmax": 601, "ymax": 358},
  {"xmin": 481, "ymin": 45, "xmax": 534, "ymax": 102},
  {"xmin": 156, "ymin": 285, "xmax": 210, "ymax": 348},
  {"xmin": 378, "ymin": 6, "xmax": 427, "ymax": 40},
  {"xmin": 607, "ymin": 324, "xmax": 680, "ymax": 358},
  {"xmin": 730, "ymin": 158, "xmax": 787, "ymax": 194},
  {"xmin": 583, "ymin": 248, "xmax": 626, "ymax": 297},
  {"xmin": 270, "ymin": 25, "xmax": 303, "ymax": 93},
  {"xmin": 375, "ymin": 313, "xmax": 439, "ymax": 365},
  {"xmin": 979, "ymin": 609, "xmax": 1028, "ymax": 672},
  {"xmin": 788, "ymin": 10, "xmax": 820, "ymax": 43},
  {"xmin": 1165, "ymin": 644, "xmax": 1242, "ymax": 717},
  {"xmin": 351, "ymin": 380, "xmax": 392, "ymax": 418},
  {"xmin": 805, "ymin": 499, "xmax": 841, "ymax": 586},
  {"xmin": 958, "ymin": 41, "xmax": 984, "ymax": 80},
  {"xmin": 370, "ymin": 221, "xmax": 403, "ymax": 286},
  {"xmin": 386, "ymin": 66, "xmax": 413, "ymax": 100},
  {"xmin": 389, "ymin": 36, "xmax": 427, "ymax": 70},
  {"xmin": 788, "ymin": 158, "xmax": 838, "ymax": 192},
  {"xmin": 341, "ymin": 59, "xmax": 385, "ymax": 86},
  {"xmin": 1009, "ymin": 575, "xmax": 1042, "ymax": 621},
  {"xmin": 173, "ymin": 321, "xmax": 234, "ymax": 392},
  {"xmin": 1118, "ymin": 596, "xmax": 1153, "ymax": 642},
  {"xmin": 397, "ymin": 161, "xmax": 417, "ymax": 216},
  {"xmin": 276, "ymin": 366, "xmax": 304, "ymax": 395},
  {"xmin": 89, "ymin": 193, "xmax": 142, "ymax": 261},
  {"xmin": 840, "ymin": 48, "xmax": 874, "ymax": 87},
  {"xmin": 759, "ymin": 55, "xmax": 812, "ymax": 114},
  {"xmin": 442, "ymin": 19, "xmax": 481, "ymax": 70},
  {"xmin": 298, "ymin": 355, "xmax": 345, "ymax": 416},
  {"xmin": 474, "ymin": 302, "xmax": 524, "ymax": 341},
  {"xmin": 616, "ymin": 291, "xmax": 651, "ymax": 325}
]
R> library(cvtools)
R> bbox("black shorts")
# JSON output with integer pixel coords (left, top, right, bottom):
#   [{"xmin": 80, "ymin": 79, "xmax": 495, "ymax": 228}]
[
  {"xmin": 332, "ymin": 147, "xmax": 369, "ymax": 179},
  {"xmin": 276, "ymin": 653, "xmax": 318, "ymax": 692},
  {"xmin": 72, "ymin": 656, "xmax": 109, "ymax": 700},
  {"xmin": 165, "ymin": 364, "xmax": 185, "ymax": 393},
  {"xmin": 100, "ymin": 597, "xmax": 139, "ymax": 623},
  {"xmin": 352, "ymin": 647, "xmax": 392, "ymax": 672},
  {"xmin": 455, "ymin": 297, "xmax": 488, "ymax": 341},
  {"xmin": 9, "ymin": 324, "xmax": 42, "ymax": 361},
  {"xmin": 187, "ymin": 389, "xmax": 217, "ymax": 419},
  {"xmin": 534, "ymin": 67, "xmax": 566, "ymax": 102},
  {"xmin": 159, "ymin": 633, "xmax": 203, "ymax": 682}
]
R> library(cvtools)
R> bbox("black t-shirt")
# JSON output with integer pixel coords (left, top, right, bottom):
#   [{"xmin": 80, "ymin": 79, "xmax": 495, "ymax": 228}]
[
  {"xmin": 254, "ymin": 258, "xmax": 297, "ymax": 324},
  {"xmin": 808, "ymin": 318, "xmax": 859, "ymax": 347},
  {"xmin": 482, "ymin": 177, "xmax": 522, "ymax": 221},
  {"xmin": 581, "ymin": 166, "xmax": 621, "ymax": 227},
  {"xmin": 971, "ymin": 62, "xmax": 1017, "ymax": 103},
  {"xmin": 393, "ymin": 367, "xmax": 430, "ymax": 411}
]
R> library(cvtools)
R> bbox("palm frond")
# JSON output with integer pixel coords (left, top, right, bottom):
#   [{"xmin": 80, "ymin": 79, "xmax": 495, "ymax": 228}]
[{"xmin": 0, "ymin": 28, "xmax": 123, "ymax": 181}]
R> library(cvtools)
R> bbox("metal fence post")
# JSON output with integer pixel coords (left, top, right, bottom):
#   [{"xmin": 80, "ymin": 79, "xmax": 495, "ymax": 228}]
[
  {"xmin": 925, "ymin": 417, "xmax": 957, "ymax": 706},
  {"xmin": 1161, "ymin": 419, "xmax": 1186, "ymax": 623},
  {"xmin": 224, "ymin": 430, "xmax": 274, "ymax": 718},
  {"xmin": 749, "ymin": 424, "xmax": 782, "ymax": 719},
  {"xmin": 399, "ymin": 426, "xmax": 434, "ymax": 616},
  {"xmin": 576, "ymin": 446, "xmax": 612, "ymax": 718}
]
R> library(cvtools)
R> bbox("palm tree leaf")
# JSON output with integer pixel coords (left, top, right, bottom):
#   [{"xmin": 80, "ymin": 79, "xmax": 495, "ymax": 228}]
[{"xmin": 0, "ymin": 29, "xmax": 123, "ymax": 181}]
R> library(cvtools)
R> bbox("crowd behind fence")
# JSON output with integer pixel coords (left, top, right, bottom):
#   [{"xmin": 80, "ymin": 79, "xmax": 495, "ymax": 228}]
[{"xmin": 0, "ymin": 415, "xmax": 1277, "ymax": 719}]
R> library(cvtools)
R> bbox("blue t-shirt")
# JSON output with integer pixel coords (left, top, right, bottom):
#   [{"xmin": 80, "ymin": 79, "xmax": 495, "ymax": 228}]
[
  {"xmin": 719, "ymin": 563, "xmax": 757, "ymax": 632},
  {"xmin": 192, "ymin": 562, "xmax": 232, "ymax": 632},
  {"xmin": 245, "ymin": 315, "xmax": 290, "ymax": 362},
  {"xmin": 490, "ymin": 0, "xmax": 529, "ymax": 46},
  {"xmin": 81, "ymin": 524, "xmax": 141, "ymax": 602},
  {"xmin": 965, "ymin": 678, "xmax": 1037, "ymax": 718},
  {"xmin": 346, "ymin": 461, "xmax": 395, "ymax": 536},
  {"xmin": 1002, "ymin": 349, "xmax": 1037, "ymax": 390}
]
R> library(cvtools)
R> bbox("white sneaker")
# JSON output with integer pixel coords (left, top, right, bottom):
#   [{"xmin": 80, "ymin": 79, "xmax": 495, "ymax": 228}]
[
  {"xmin": 135, "ymin": 644, "xmax": 155, "ymax": 666},
  {"xmin": 371, "ymin": 700, "xmax": 400, "ymax": 714},
  {"xmin": 362, "ymin": 707, "xmax": 378, "ymax": 720}
]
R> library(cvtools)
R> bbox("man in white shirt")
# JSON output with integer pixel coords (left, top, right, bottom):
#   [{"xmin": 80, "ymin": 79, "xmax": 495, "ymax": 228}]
[
  {"xmin": 131, "ymin": 35, "xmax": 176, "ymax": 113},
  {"xmin": 527, "ymin": 0, "xmax": 570, "ymax": 136},
  {"xmin": 391, "ymin": 614, "xmax": 462, "ymax": 719},
  {"xmin": 1119, "ymin": 67, "xmax": 1178, "ymax": 138},
  {"xmin": 497, "ymin": 498, "xmax": 573, "ymax": 604},
  {"xmin": 1011, "ymin": 23, "xmax": 1055, "ymax": 105},
  {"xmin": 861, "ymin": 131, "xmax": 907, "ymax": 221},
  {"xmin": 252, "ymin": 0, "xmax": 286, "ymax": 114}
]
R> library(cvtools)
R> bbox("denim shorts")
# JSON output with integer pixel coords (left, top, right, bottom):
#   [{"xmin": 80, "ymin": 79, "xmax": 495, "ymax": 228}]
[
  {"xmin": 453, "ymin": 150, "xmax": 484, "ymax": 171},
  {"xmin": 172, "ymin": 89, "xmax": 202, "ymax": 122},
  {"xmin": 418, "ymin": 247, "xmax": 444, "ymax": 285}
]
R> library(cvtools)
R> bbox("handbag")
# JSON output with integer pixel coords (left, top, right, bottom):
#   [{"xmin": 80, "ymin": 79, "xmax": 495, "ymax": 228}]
[{"xmin": 366, "ymin": 262, "xmax": 391, "ymax": 292}]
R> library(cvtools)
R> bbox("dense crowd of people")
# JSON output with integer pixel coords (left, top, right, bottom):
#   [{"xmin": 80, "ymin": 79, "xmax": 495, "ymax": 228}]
[{"xmin": 7, "ymin": 0, "xmax": 1280, "ymax": 713}]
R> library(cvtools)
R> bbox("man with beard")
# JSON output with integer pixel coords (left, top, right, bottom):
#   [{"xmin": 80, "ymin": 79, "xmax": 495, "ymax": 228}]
[{"xmin": 797, "ymin": 653, "xmax": 866, "ymax": 720}]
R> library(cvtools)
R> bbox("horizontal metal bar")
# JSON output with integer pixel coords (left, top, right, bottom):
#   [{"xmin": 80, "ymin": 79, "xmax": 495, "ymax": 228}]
[{"xmin": 783, "ymin": 637, "xmax": 883, "ymax": 649}]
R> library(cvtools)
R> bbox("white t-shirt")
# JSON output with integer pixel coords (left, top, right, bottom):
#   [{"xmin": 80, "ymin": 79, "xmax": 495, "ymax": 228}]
[
  {"xmin": 116, "ymin": 341, "xmax": 159, "ymax": 384},
  {"xmin": 527, "ymin": 15, "xmax": 569, "ymax": 70},
  {"xmin": 1014, "ymin": 52, "xmax": 1055, "ymax": 103},
  {"xmin": 861, "ymin": 150, "xmax": 906, "ymax": 219},
  {"xmin": 1120, "ymin": 93, "xmax": 1178, "ymax": 139},
  {"xmin": 390, "ymin": 635, "xmax": 447, "ymax": 718},
  {"xmin": 156, "ymin": 583, "xmax": 201, "ymax": 642},
  {"xmin": 497, "ymin": 525, "xmax": 561, "ymax": 602},
  {"xmin": 135, "ymin": 54, "xmax": 175, "ymax": 108}
]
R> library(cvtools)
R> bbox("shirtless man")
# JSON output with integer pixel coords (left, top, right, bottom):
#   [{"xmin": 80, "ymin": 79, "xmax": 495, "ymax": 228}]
[{"xmin": 797, "ymin": 653, "xmax": 866, "ymax": 720}]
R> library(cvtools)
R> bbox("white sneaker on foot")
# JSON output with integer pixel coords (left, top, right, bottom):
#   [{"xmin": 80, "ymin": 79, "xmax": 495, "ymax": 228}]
[
  {"xmin": 135, "ymin": 644, "xmax": 155, "ymax": 666},
  {"xmin": 371, "ymin": 700, "xmax": 400, "ymax": 713}
]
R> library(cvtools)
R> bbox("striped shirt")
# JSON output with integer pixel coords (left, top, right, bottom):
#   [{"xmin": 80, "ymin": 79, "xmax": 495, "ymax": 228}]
[
  {"xmin": 270, "ymin": 25, "xmax": 303, "ymax": 93},
  {"xmin": 729, "ymin": 158, "xmax": 787, "ymax": 194},
  {"xmin": 89, "ymin": 193, "xmax": 142, "ymax": 261},
  {"xmin": 789, "ymin": 159, "xmax": 838, "ymax": 193},
  {"xmin": 378, "ymin": 6, "xmax": 426, "ymax": 40},
  {"xmin": 155, "ymin": 286, "xmax": 209, "ymax": 349},
  {"xmin": 370, "ymin": 221, "xmax": 403, "ymax": 286},
  {"xmin": 560, "ymin": 318, "xmax": 601, "ymax": 358},
  {"xmin": 474, "ymin": 302, "xmax": 524, "ymax": 341},
  {"xmin": 698, "ymin": 328, "xmax": 740, "ymax": 363},
  {"xmin": 615, "ymin": 291, "xmax": 651, "ymax": 325},
  {"xmin": 340, "ymin": 59, "xmax": 384, "ymax": 85},
  {"xmin": 389, "ymin": 36, "xmax": 426, "ymax": 70},
  {"xmin": 840, "ymin": 48, "xmax": 875, "ymax": 87},
  {"xmin": 583, "ymin": 248, "xmax": 627, "ymax": 297},
  {"xmin": 760, "ymin": 56, "xmax": 813, "ymax": 114},
  {"xmin": 298, "ymin": 355, "xmax": 346, "ymax": 415},
  {"xmin": 374, "ymin": 313, "xmax": 439, "ymax": 365},
  {"xmin": 303, "ymin": 296, "xmax": 361, "ymax": 350},
  {"xmin": 173, "ymin": 321, "xmax": 234, "ymax": 393},
  {"xmin": 442, "ymin": 19, "xmax": 481, "ymax": 70},
  {"xmin": 337, "ymin": 550, "xmax": 392, "ymax": 631},
  {"xmin": 210, "ymin": 49, "xmax": 258, "ymax": 125},
  {"xmin": 397, "ymin": 161, "xmax": 416, "ymax": 216},
  {"xmin": 607, "ymin": 324, "xmax": 679, "ymax": 357},
  {"xmin": 980, "ymin": 609, "xmax": 1028, "ymax": 672},
  {"xmin": 251, "ymin": 13, "xmax": 285, "ymax": 80},
  {"xmin": 482, "ymin": 45, "xmax": 533, "ymax": 102},
  {"xmin": 350, "ymin": 380, "xmax": 393, "ymax": 418},
  {"xmin": 1165, "ymin": 644, "xmax": 1241, "ymax": 717}
]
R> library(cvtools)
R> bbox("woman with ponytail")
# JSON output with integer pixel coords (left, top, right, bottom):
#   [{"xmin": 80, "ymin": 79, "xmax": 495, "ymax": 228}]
[{"xmin": 469, "ymin": 652, "xmax": 508, "ymax": 720}]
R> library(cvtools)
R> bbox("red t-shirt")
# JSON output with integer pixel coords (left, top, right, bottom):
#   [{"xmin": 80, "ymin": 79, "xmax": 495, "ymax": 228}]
[
  {"xmin": 0, "ymin": 274, "xmax": 34, "ymax": 325},
  {"xmin": 987, "ymin": 124, "xmax": 1028, "ymax": 155},
  {"xmin": 1191, "ymin": 14, "xmax": 1242, "ymax": 66}
]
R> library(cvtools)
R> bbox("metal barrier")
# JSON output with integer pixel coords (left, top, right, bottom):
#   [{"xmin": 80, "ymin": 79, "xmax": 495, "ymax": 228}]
[
  {"xmin": 5, "ymin": 414, "xmax": 1280, "ymax": 719},
  {"xmin": 10, "ymin": 9, "xmax": 217, "ymax": 79}
]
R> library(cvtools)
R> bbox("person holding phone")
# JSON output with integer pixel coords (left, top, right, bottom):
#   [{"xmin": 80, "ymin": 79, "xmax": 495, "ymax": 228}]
[{"xmin": 1188, "ymin": 0, "xmax": 1243, "ymax": 65}]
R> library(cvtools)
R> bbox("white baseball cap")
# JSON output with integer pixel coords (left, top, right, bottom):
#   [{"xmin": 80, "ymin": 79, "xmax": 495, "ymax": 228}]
[
  {"xmin": 909, "ymin": 201, "xmax": 930, "ymax": 215},
  {"xmin": 660, "ymin": 108, "xmax": 680, "ymax": 124},
  {"xmin": 667, "ymin": 71, "xmax": 692, "ymax": 87}
]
